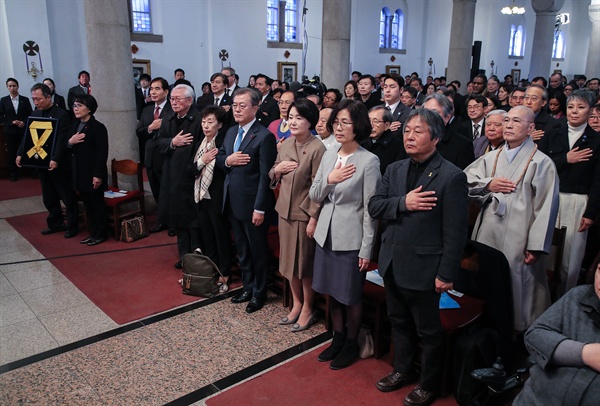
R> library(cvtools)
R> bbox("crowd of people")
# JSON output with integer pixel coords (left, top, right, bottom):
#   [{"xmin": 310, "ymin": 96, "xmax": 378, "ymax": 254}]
[{"xmin": 2, "ymin": 65, "xmax": 599, "ymax": 406}]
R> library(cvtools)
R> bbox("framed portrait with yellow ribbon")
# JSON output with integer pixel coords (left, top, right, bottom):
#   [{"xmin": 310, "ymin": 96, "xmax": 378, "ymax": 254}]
[{"xmin": 21, "ymin": 116, "xmax": 58, "ymax": 168}]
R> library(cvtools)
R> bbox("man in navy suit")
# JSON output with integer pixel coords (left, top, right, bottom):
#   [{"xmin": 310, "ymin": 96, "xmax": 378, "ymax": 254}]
[
  {"xmin": 216, "ymin": 87, "xmax": 277, "ymax": 313},
  {"xmin": 0, "ymin": 78, "xmax": 33, "ymax": 181},
  {"xmin": 368, "ymin": 109, "xmax": 468, "ymax": 406},
  {"xmin": 196, "ymin": 73, "xmax": 233, "ymax": 128}
]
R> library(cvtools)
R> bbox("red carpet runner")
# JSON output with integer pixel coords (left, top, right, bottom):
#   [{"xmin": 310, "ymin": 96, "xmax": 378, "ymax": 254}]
[
  {"xmin": 206, "ymin": 346, "xmax": 458, "ymax": 406},
  {"xmin": 0, "ymin": 177, "xmax": 42, "ymax": 201}
]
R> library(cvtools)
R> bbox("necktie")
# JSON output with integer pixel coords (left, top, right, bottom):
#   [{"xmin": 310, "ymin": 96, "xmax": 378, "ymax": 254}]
[
  {"xmin": 226, "ymin": 89, "xmax": 230, "ymax": 97},
  {"xmin": 234, "ymin": 127, "xmax": 244, "ymax": 151},
  {"xmin": 473, "ymin": 124, "xmax": 480, "ymax": 140},
  {"xmin": 215, "ymin": 97, "xmax": 220, "ymax": 106},
  {"xmin": 385, "ymin": 106, "xmax": 391, "ymax": 111},
  {"xmin": 153, "ymin": 105, "xmax": 160, "ymax": 120}
]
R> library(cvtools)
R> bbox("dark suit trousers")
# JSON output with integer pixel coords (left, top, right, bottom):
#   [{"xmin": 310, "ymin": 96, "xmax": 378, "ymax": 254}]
[
  {"xmin": 227, "ymin": 204, "xmax": 270, "ymax": 299},
  {"xmin": 80, "ymin": 188, "xmax": 106, "ymax": 238},
  {"xmin": 6, "ymin": 130, "xmax": 25, "ymax": 178},
  {"xmin": 176, "ymin": 227, "xmax": 201, "ymax": 261},
  {"xmin": 39, "ymin": 169, "xmax": 78, "ymax": 232},
  {"xmin": 147, "ymin": 155, "xmax": 163, "ymax": 204},
  {"xmin": 384, "ymin": 271, "xmax": 445, "ymax": 393},
  {"xmin": 198, "ymin": 199, "xmax": 232, "ymax": 277}
]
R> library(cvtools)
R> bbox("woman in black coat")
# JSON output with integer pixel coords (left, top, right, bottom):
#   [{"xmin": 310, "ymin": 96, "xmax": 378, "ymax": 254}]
[{"xmin": 68, "ymin": 94, "xmax": 109, "ymax": 246}]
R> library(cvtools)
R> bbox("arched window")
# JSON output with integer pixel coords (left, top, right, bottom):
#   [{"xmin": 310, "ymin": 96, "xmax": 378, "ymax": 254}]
[
  {"xmin": 267, "ymin": 0, "xmax": 298, "ymax": 43},
  {"xmin": 508, "ymin": 24, "xmax": 525, "ymax": 57},
  {"xmin": 131, "ymin": 0, "xmax": 151, "ymax": 33},
  {"xmin": 380, "ymin": 7, "xmax": 404, "ymax": 50},
  {"xmin": 552, "ymin": 30, "xmax": 565, "ymax": 59}
]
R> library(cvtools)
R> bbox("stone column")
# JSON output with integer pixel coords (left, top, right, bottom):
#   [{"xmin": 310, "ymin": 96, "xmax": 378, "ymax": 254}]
[
  {"xmin": 529, "ymin": 0, "xmax": 564, "ymax": 80},
  {"xmin": 84, "ymin": 0, "xmax": 137, "ymax": 162},
  {"xmin": 586, "ymin": 0, "xmax": 600, "ymax": 78},
  {"xmin": 321, "ymin": 0, "xmax": 351, "ymax": 90},
  {"xmin": 446, "ymin": 0, "xmax": 477, "ymax": 92}
]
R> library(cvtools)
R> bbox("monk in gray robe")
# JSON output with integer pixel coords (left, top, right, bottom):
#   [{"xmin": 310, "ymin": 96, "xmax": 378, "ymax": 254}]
[{"xmin": 465, "ymin": 106, "xmax": 559, "ymax": 331}]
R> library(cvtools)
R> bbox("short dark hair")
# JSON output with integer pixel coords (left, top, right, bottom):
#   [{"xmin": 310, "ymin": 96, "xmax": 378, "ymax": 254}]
[
  {"xmin": 174, "ymin": 68, "xmax": 185, "ymax": 76},
  {"xmin": 577, "ymin": 75, "xmax": 587, "ymax": 81},
  {"xmin": 151, "ymin": 77, "xmax": 169, "ymax": 91},
  {"xmin": 473, "ymin": 74, "xmax": 487, "ymax": 83},
  {"xmin": 289, "ymin": 98, "xmax": 320, "ymax": 130},
  {"xmin": 410, "ymin": 77, "xmax": 423, "ymax": 87},
  {"xmin": 402, "ymin": 86, "xmax": 418, "ymax": 98},
  {"xmin": 351, "ymin": 71, "xmax": 362, "ymax": 77},
  {"xmin": 369, "ymin": 105, "xmax": 393, "ymax": 123},
  {"xmin": 201, "ymin": 105, "xmax": 228, "ymax": 124},
  {"xmin": 568, "ymin": 89, "xmax": 596, "ymax": 108},
  {"xmin": 271, "ymin": 88, "xmax": 284, "ymax": 99},
  {"xmin": 466, "ymin": 93, "xmax": 488, "ymax": 107},
  {"xmin": 30, "ymin": 83, "xmax": 52, "ymax": 97},
  {"xmin": 411, "ymin": 72, "xmax": 419, "ymax": 78},
  {"xmin": 210, "ymin": 72, "xmax": 229, "ymax": 85},
  {"xmin": 325, "ymin": 88, "xmax": 342, "ymax": 103},
  {"xmin": 78, "ymin": 70, "xmax": 90, "ymax": 79},
  {"xmin": 255, "ymin": 73, "xmax": 273, "ymax": 86},
  {"xmin": 511, "ymin": 87, "xmax": 527, "ymax": 96},
  {"xmin": 42, "ymin": 77, "xmax": 56, "ymax": 88},
  {"xmin": 358, "ymin": 75, "xmax": 376, "ymax": 87},
  {"xmin": 326, "ymin": 99, "xmax": 372, "ymax": 143},
  {"xmin": 6, "ymin": 77, "xmax": 18, "ymax": 86},
  {"xmin": 73, "ymin": 94, "xmax": 98, "ymax": 114},
  {"xmin": 272, "ymin": 79, "xmax": 281, "ymax": 87},
  {"xmin": 532, "ymin": 76, "xmax": 548, "ymax": 87},
  {"xmin": 139, "ymin": 73, "xmax": 151, "ymax": 82},
  {"xmin": 232, "ymin": 87, "xmax": 261, "ymax": 106},
  {"xmin": 386, "ymin": 73, "xmax": 405, "ymax": 88},
  {"xmin": 451, "ymin": 80, "xmax": 461, "ymax": 88},
  {"xmin": 403, "ymin": 108, "xmax": 444, "ymax": 141},
  {"xmin": 423, "ymin": 93, "xmax": 454, "ymax": 117}
]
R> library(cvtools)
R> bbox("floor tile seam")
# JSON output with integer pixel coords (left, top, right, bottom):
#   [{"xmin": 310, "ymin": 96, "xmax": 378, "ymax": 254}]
[{"xmin": 0, "ymin": 242, "xmax": 178, "ymax": 267}]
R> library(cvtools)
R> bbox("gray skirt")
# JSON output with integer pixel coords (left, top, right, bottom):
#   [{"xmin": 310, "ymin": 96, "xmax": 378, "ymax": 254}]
[{"xmin": 312, "ymin": 237, "xmax": 365, "ymax": 305}]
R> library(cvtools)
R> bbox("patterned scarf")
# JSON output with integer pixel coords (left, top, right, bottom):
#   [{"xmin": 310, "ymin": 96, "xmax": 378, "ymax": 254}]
[{"xmin": 193, "ymin": 136, "xmax": 216, "ymax": 202}]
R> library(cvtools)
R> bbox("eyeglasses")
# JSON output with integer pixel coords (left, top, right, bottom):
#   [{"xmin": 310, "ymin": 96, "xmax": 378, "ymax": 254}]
[
  {"xmin": 502, "ymin": 117, "xmax": 531, "ymax": 126},
  {"xmin": 277, "ymin": 100, "xmax": 293, "ymax": 106},
  {"xmin": 333, "ymin": 120, "xmax": 353, "ymax": 128},
  {"xmin": 232, "ymin": 103, "xmax": 254, "ymax": 110},
  {"xmin": 369, "ymin": 118, "xmax": 385, "ymax": 125},
  {"xmin": 72, "ymin": 103, "xmax": 85, "ymax": 109},
  {"xmin": 589, "ymin": 115, "xmax": 600, "ymax": 121},
  {"xmin": 523, "ymin": 95, "xmax": 541, "ymax": 102},
  {"xmin": 170, "ymin": 96, "xmax": 190, "ymax": 103}
]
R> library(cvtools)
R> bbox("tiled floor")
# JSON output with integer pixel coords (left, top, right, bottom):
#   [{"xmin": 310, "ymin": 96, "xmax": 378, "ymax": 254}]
[{"xmin": 0, "ymin": 192, "xmax": 327, "ymax": 404}]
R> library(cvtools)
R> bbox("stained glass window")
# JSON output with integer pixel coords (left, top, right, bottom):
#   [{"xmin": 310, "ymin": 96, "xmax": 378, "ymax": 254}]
[{"xmin": 131, "ymin": 0, "xmax": 151, "ymax": 33}]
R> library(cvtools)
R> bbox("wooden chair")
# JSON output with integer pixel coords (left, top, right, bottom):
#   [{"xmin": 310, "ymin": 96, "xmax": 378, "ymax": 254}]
[
  {"xmin": 547, "ymin": 226, "xmax": 567, "ymax": 302},
  {"xmin": 105, "ymin": 159, "xmax": 145, "ymax": 240}
]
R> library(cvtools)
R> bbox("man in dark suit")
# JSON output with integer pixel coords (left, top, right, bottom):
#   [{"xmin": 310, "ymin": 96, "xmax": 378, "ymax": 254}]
[
  {"xmin": 254, "ymin": 74, "xmax": 279, "ymax": 128},
  {"xmin": 423, "ymin": 94, "xmax": 475, "ymax": 169},
  {"xmin": 196, "ymin": 73, "xmax": 233, "ymax": 115},
  {"xmin": 16, "ymin": 83, "xmax": 76, "ymax": 237},
  {"xmin": 362, "ymin": 105, "xmax": 405, "ymax": 173},
  {"xmin": 216, "ymin": 87, "xmax": 277, "ymax": 313},
  {"xmin": 368, "ymin": 109, "xmax": 468, "ymax": 406},
  {"xmin": 67, "ymin": 70, "xmax": 91, "ymax": 111},
  {"xmin": 43, "ymin": 78, "xmax": 66, "ymax": 110},
  {"xmin": 135, "ymin": 73, "xmax": 152, "ymax": 120},
  {"xmin": 382, "ymin": 74, "xmax": 410, "ymax": 139},
  {"xmin": 409, "ymin": 78, "xmax": 426, "ymax": 106},
  {"xmin": 524, "ymin": 85, "xmax": 561, "ymax": 144},
  {"xmin": 136, "ymin": 77, "xmax": 173, "ymax": 233},
  {"xmin": 221, "ymin": 66, "xmax": 240, "ymax": 97},
  {"xmin": 357, "ymin": 74, "xmax": 382, "ymax": 110},
  {"xmin": 461, "ymin": 94, "xmax": 488, "ymax": 141},
  {"xmin": 0, "ymin": 78, "xmax": 33, "ymax": 181}
]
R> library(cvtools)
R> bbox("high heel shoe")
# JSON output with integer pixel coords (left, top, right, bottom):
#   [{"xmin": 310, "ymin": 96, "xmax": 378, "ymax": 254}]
[
  {"xmin": 290, "ymin": 313, "xmax": 316, "ymax": 332},
  {"xmin": 278, "ymin": 313, "xmax": 300, "ymax": 325}
]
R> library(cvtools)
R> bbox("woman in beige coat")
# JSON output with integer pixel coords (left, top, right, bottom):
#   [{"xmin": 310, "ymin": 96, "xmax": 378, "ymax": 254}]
[{"xmin": 270, "ymin": 99, "xmax": 325, "ymax": 332}]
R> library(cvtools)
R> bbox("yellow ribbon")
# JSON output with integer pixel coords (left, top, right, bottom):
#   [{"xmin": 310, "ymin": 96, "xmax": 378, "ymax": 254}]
[{"xmin": 26, "ymin": 121, "xmax": 54, "ymax": 159}]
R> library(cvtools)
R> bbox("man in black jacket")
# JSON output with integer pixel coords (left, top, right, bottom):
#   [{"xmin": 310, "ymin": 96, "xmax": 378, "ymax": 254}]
[{"xmin": 16, "ymin": 83, "xmax": 77, "ymax": 237}]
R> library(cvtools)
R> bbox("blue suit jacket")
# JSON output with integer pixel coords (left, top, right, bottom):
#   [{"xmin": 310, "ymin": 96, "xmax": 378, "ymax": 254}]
[
  {"xmin": 368, "ymin": 152, "xmax": 468, "ymax": 291},
  {"xmin": 216, "ymin": 120, "xmax": 277, "ymax": 220}
]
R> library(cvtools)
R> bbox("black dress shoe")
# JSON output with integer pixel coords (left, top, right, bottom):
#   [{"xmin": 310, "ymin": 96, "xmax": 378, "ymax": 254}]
[
  {"xmin": 80, "ymin": 236, "xmax": 93, "ymax": 244},
  {"xmin": 168, "ymin": 228, "xmax": 176, "ymax": 237},
  {"xmin": 330, "ymin": 339, "xmax": 359, "ymax": 370},
  {"xmin": 245, "ymin": 297, "xmax": 264, "ymax": 313},
  {"xmin": 174, "ymin": 260, "xmax": 183, "ymax": 269},
  {"xmin": 404, "ymin": 385, "xmax": 436, "ymax": 406},
  {"xmin": 64, "ymin": 230, "xmax": 78, "ymax": 239},
  {"xmin": 376, "ymin": 372, "xmax": 414, "ymax": 392},
  {"xmin": 150, "ymin": 224, "xmax": 167, "ymax": 233},
  {"xmin": 41, "ymin": 224, "xmax": 66, "ymax": 235},
  {"xmin": 86, "ymin": 237, "xmax": 107, "ymax": 246},
  {"xmin": 231, "ymin": 291, "xmax": 252, "ymax": 304}
]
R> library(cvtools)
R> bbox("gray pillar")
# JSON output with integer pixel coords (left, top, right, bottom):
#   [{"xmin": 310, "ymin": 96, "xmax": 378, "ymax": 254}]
[
  {"xmin": 84, "ymin": 0, "xmax": 137, "ymax": 163},
  {"xmin": 321, "ymin": 0, "xmax": 351, "ymax": 90},
  {"xmin": 529, "ymin": 0, "xmax": 564, "ymax": 80},
  {"xmin": 447, "ymin": 0, "xmax": 477, "ymax": 93},
  {"xmin": 586, "ymin": 0, "xmax": 600, "ymax": 78}
]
